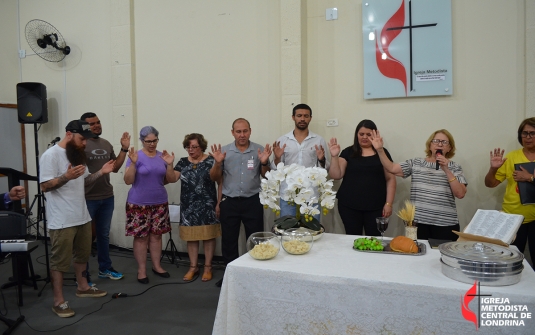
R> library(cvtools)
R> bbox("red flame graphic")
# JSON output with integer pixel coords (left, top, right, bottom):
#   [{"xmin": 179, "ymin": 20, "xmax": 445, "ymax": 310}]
[
  {"xmin": 461, "ymin": 281, "xmax": 478, "ymax": 330},
  {"xmin": 375, "ymin": 0, "xmax": 408, "ymax": 95}
]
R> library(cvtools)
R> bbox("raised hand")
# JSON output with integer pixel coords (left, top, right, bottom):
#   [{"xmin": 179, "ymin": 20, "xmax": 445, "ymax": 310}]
[
  {"xmin": 161, "ymin": 150, "xmax": 175, "ymax": 165},
  {"xmin": 489, "ymin": 148, "xmax": 506, "ymax": 169},
  {"xmin": 8, "ymin": 186, "xmax": 25, "ymax": 201},
  {"xmin": 120, "ymin": 132, "xmax": 131, "ymax": 150},
  {"xmin": 258, "ymin": 144, "xmax": 272, "ymax": 165},
  {"xmin": 315, "ymin": 144, "xmax": 325, "ymax": 161},
  {"xmin": 65, "ymin": 164, "xmax": 86, "ymax": 180},
  {"xmin": 273, "ymin": 141, "xmax": 286, "ymax": 160},
  {"xmin": 209, "ymin": 144, "xmax": 226, "ymax": 164},
  {"xmin": 370, "ymin": 129, "xmax": 384, "ymax": 151},
  {"xmin": 128, "ymin": 147, "xmax": 138, "ymax": 164},
  {"xmin": 328, "ymin": 138, "xmax": 340, "ymax": 157},
  {"xmin": 101, "ymin": 160, "xmax": 116, "ymax": 174}
]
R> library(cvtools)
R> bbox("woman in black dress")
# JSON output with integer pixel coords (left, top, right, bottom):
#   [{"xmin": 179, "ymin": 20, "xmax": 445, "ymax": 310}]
[{"xmin": 328, "ymin": 120, "xmax": 396, "ymax": 235}]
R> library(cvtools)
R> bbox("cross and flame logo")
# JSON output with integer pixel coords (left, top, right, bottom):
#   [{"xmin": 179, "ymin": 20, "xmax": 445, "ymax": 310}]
[
  {"xmin": 374, "ymin": 0, "xmax": 437, "ymax": 96},
  {"xmin": 461, "ymin": 281, "xmax": 479, "ymax": 330}
]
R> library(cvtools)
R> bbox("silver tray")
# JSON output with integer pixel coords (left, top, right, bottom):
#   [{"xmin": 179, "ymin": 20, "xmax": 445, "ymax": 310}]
[
  {"xmin": 439, "ymin": 242, "xmax": 524, "ymax": 286},
  {"xmin": 353, "ymin": 239, "xmax": 427, "ymax": 256}
]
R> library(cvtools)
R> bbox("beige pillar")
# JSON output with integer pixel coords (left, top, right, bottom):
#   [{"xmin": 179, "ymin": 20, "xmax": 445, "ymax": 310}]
[{"xmin": 280, "ymin": 0, "xmax": 307, "ymax": 127}]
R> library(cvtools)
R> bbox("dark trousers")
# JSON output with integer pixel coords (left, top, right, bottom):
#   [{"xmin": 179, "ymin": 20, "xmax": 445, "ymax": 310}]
[
  {"xmin": 417, "ymin": 223, "xmax": 460, "ymax": 241},
  {"xmin": 512, "ymin": 220, "xmax": 535, "ymax": 267},
  {"xmin": 337, "ymin": 202, "xmax": 382, "ymax": 236},
  {"xmin": 220, "ymin": 193, "xmax": 264, "ymax": 264}
]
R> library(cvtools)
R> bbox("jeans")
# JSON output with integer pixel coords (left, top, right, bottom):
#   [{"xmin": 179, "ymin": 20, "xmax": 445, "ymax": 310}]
[
  {"xmin": 86, "ymin": 196, "xmax": 115, "ymax": 272},
  {"xmin": 279, "ymin": 199, "xmax": 320, "ymax": 221}
]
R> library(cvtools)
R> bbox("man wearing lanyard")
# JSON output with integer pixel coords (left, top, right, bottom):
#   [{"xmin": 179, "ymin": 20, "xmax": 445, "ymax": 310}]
[
  {"xmin": 272, "ymin": 104, "xmax": 330, "ymax": 219},
  {"xmin": 210, "ymin": 118, "xmax": 272, "ymax": 287}
]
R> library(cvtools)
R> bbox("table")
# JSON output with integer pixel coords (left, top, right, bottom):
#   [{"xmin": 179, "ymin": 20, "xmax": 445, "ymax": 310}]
[{"xmin": 213, "ymin": 233, "xmax": 535, "ymax": 335}]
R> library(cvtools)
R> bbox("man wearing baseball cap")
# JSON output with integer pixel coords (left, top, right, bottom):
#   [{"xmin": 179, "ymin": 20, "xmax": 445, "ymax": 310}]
[{"xmin": 40, "ymin": 120, "xmax": 115, "ymax": 317}]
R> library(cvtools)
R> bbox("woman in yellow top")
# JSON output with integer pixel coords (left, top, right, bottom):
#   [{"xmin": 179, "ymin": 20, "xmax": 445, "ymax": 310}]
[{"xmin": 485, "ymin": 117, "xmax": 535, "ymax": 265}]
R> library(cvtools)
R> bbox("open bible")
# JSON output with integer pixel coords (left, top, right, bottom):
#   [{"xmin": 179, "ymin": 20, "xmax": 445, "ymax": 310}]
[{"xmin": 453, "ymin": 209, "xmax": 523, "ymax": 247}]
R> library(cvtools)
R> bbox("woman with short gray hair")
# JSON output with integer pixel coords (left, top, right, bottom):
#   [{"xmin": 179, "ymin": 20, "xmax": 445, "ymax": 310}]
[{"xmin": 124, "ymin": 126, "xmax": 172, "ymax": 284}]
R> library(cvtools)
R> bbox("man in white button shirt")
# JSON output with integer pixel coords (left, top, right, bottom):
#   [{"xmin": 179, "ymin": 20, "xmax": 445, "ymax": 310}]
[{"xmin": 272, "ymin": 104, "xmax": 330, "ymax": 219}]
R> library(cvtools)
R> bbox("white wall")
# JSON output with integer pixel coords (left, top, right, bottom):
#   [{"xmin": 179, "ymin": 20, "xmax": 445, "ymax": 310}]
[
  {"xmin": 0, "ymin": 0, "xmax": 532, "ymax": 251},
  {"xmin": 305, "ymin": 0, "xmax": 527, "ymax": 236}
]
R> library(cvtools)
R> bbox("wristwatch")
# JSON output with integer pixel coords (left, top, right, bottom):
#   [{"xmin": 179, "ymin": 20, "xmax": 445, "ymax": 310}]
[{"xmin": 121, "ymin": 148, "xmax": 129, "ymax": 153}]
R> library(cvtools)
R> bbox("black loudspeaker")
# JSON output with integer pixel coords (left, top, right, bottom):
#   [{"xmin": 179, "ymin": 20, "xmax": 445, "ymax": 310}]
[
  {"xmin": 17, "ymin": 82, "xmax": 48, "ymax": 124},
  {"xmin": 0, "ymin": 211, "xmax": 27, "ymax": 240}
]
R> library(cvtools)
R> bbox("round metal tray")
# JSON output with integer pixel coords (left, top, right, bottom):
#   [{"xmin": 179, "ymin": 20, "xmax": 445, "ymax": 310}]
[{"xmin": 438, "ymin": 241, "xmax": 524, "ymax": 286}]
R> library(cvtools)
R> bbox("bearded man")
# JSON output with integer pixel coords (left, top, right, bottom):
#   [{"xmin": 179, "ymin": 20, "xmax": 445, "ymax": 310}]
[
  {"xmin": 271, "ymin": 104, "xmax": 330, "ymax": 219},
  {"xmin": 40, "ymin": 120, "xmax": 115, "ymax": 318}
]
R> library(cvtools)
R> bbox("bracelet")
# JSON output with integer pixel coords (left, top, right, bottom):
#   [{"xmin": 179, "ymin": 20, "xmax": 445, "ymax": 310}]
[
  {"xmin": 385, "ymin": 202, "xmax": 391, "ymax": 207},
  {"xmin": 448, "ymin": 177, "xmax": 456, "ymax": 183},
  {"xmin": 261, "ymin": 162, "xmax": 269, "ymax": 166},
  {"xmin": 121, "ymin": 148, "xmax": 128, "ymax": 153}
]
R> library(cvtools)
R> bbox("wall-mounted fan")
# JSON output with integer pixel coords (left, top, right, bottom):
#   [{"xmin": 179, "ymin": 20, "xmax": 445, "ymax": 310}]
[{"xmin": 25, "ymin": 19, "xmax": 70, "ymax": 62}]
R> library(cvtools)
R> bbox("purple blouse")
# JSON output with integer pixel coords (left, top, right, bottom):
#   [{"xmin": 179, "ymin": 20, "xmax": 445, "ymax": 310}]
[{"xmin": 126, "ymin": 150, "xmax": 168, "ymax": 205}]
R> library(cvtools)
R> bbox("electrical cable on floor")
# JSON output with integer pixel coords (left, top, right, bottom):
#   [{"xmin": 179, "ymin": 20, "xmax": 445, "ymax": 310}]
[{"xmin": 18, "ymin": 275, "xmax": 201, "ymax": 333}]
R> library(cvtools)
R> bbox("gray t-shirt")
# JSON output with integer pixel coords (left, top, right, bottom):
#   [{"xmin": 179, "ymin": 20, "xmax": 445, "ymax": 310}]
[{"xmin": 84, "ymin": 137, "xmax": 116, "ymax": 200}]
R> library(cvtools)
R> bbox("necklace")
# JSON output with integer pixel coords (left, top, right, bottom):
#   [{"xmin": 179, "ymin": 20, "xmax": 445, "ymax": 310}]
[{"xmin": 190, "ymin": 155, "xmax": 205, "ymax": 169}]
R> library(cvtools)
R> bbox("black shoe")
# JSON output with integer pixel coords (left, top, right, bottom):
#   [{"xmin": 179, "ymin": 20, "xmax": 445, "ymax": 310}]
[
  {"xmin": 152, "ymin": 268, "xmax": 170, "ymax": 278},
  {"xmin": 138, "ymin": 277, "xmax": 149, "ymax": 284},
  {"xmin": 215, "ymin": 278, "xmax": 223, "ymax": 287}
]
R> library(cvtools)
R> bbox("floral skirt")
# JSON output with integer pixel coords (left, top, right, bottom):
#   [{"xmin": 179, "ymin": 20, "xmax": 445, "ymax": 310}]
[{"xmin": 125, "ymin": 202, "xmax": 171, "ymax": 238}]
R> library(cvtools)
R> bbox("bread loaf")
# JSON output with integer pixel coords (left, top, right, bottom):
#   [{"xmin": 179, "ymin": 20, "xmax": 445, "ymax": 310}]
[{"xmin": 390, "ymin": 236, "xmax": 418, "ymax": 253}]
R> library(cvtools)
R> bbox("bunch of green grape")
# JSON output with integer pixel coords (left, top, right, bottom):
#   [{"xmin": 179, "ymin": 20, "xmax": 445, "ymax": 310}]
[{"xmin": 353, "ymin": 237, "xmax": 384, "ymax": 251}]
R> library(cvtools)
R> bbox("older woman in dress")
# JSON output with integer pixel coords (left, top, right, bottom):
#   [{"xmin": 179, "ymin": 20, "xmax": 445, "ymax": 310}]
[
  {"xmin": 162, "ymin": 133, "xmax": 221, "ymax": 282},
  {"xmin": 328, "ymin": 119, "xmax": 396, "ymax": 236},
  {"xmin": 370, "ymin": 129, "xmax": 467, "ymax": 241},
  {"xmin": 124, "ymin": 126, "xmax": 172, "ymax": 284},
  {"xmin": 485, "ymin": 117, "xmax": 535, "ymax": 263}
]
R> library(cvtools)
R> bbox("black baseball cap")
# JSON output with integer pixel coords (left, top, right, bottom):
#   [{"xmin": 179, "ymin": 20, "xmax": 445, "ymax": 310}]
[{"xmin": 65, "ymin": 120, "xmax": 97, "ymax": 139}]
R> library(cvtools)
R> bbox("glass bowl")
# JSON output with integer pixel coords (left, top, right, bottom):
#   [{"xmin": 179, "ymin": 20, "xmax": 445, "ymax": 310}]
[
  {"xmin": 281, "ymin": 228, "xmax": 314, "ymax": 255},
  {"xmin": 246, "ymin": 232, "xmax": 280, "ymax": 260}
]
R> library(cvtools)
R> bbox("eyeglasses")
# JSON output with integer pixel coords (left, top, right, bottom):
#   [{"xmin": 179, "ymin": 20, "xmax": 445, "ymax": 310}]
[
  {"xmin": 184, "ymin": 145, "xmax": 200, "ymax": 150},
  {"xmin": 431, "ymin": 139, "xmax": 450, "ymax": 146},
  {"xmin": 521, "ymin": 131, "xmax": 535, "ymax": 138},
  {"xmin": 143, "ymin": 139, "xmax": 159, "ymax": 144}
]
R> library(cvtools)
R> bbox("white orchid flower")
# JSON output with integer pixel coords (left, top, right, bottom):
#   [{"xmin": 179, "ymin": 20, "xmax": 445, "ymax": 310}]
[
  {"xmin": 259, "ymin": 162, "xmax": 336, "ymax": 213},
  {"xmin": 293, "ymin": 189, "xmax": 313, "ymax": 205},
  {"xmin": 320, "ymin": 195, "xmax": 336, "ymax": 209}
]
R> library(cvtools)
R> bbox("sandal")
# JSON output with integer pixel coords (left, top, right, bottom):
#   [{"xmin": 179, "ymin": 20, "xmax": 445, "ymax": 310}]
[
  {"xmin": 183, "ymin": 265, "xmax": 199, "ymax": 281},
  {"xmin": 202, "ymin": 264, "xmax": 212, "ymax": 282}
]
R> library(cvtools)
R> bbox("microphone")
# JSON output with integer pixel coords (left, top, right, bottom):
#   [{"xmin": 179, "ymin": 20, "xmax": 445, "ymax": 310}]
[
  {"xmin": 49, "ymin": 137, "xmax": 60, "ymax": 146},
  {"xmin": 435, "ymin": 149, "xmax": 443, "ymax": 170},
  {"xmin": 112, "ymin": 293, "xmax": 128, "ymax": 299}
]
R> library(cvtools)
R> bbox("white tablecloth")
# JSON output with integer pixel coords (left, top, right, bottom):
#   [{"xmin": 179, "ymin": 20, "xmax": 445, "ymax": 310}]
[{"xmin": 213, "ymin": 233, "xmax": 535, "ymax": 335}]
